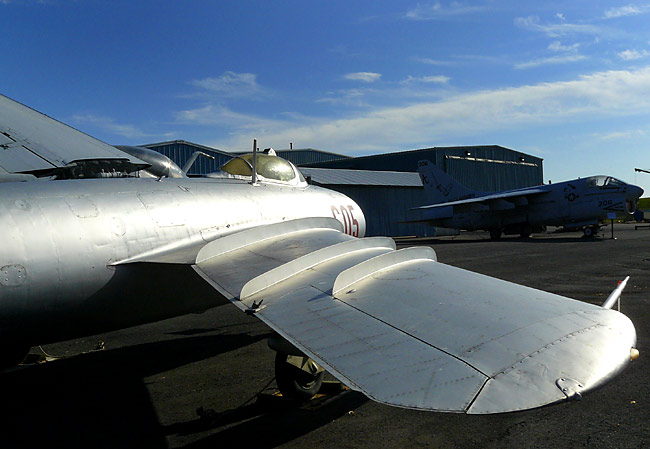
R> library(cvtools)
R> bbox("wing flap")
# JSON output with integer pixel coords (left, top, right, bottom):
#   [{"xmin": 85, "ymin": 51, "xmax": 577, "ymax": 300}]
[
  {"xmin": 194, "ymin": 217, "xmax": 352, "ymax": 302},
  {"xmin": 240, "ymin": 236, "xmax": 395, "ymax": 300}
]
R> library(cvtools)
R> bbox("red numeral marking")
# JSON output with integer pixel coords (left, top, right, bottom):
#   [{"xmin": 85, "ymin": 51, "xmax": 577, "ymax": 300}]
[{"xmin": 331, "ymin": 204, "xmax": 359, "ymax": 237}]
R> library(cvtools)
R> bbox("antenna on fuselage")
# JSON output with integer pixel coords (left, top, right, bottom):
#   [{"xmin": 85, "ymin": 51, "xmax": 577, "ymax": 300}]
[{"xmin": 252, "ymin": 138, "xmax": 258, "ymax": 185}]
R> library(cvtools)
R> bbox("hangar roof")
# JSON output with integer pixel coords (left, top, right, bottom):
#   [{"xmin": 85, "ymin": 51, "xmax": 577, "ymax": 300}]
[{"xmin": 299, "ymin": 167, "xmax": 422, "ymax": 187}]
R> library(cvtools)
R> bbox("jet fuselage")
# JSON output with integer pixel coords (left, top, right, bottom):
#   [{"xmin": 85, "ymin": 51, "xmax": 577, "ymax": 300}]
[
  {"xmin": 0, "ymin": 177, "xmax": 365, "ymax": 345},
  {"xmin": 422, "ymin": 175, "xmax": 643, "ymax": 235}
]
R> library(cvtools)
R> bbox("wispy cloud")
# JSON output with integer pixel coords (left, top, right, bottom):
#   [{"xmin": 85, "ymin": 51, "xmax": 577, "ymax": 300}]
[
  {"xmin": 618, "ymin": 48, "xmax": 650, "ymax": 60},
  {"xmin": 603, "ymin": 5, "xmax": 650, "ymax": 19},
  {"xmin": 316, "ymin": 88, "xmax": 375, "ymax": 106},
  {"xmin": 416, "ymin": 57, "xmax": 457, "ymax": 66},
  {"xmin": 514, "ymin": 16, "xmax": 600, "ymax": 37},
  {"xmin": 400, "ymin": 75, "xmax": 450, "ymax": 84},
  {"xmin": 593, "ymin": 129, "xmax": 646, "ymax": 141},
  {"xmin": 405, "ymin": 2, "xmax": 484, "ymax": 20},
  {"xmin": 344, "ymin": 72, "xmax": 382, "ymax": 83},
  {"xmin": 71, "ymin": 114, "xmax": 155, "ymax": 140},
  {"xmin": 515, "ymin": 54, "xmax": 587, "ymax": 69},
  {"xmin": 175, "ymin": 104, "xmax": 287, "ymax": 131},
  {"xmin": 203, "ymin": 67, "xmax": 650, "ymax": 154},
  {"xmin": 548, "ymin": 41, "xmax": 580, "ymax": 52},
  {"xmin": 188, "ymin": 71, "xmax": 268, "ymax": 99},
  {"xmin": 516, "ymin": 41, "xmax": 585, "ymax": 69}
]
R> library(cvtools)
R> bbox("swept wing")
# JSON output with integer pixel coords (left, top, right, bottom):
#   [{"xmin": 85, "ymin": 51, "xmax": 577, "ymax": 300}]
[
  {"xmin": 189, "ymin": 217, "xmax": 635, "ymax": 414},
  {"xmin": 413, "ymin": 186, "xmax": 548, "ymax": 210},
  {"xmin": 0, "ymin": 94, "xmax": 147, "ymax": 175}
]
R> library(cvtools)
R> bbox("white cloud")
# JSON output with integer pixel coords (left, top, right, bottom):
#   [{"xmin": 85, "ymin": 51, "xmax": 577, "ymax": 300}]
[
  {"xmin": 548, "ymin": 41, "xmax": 580, "ymax": 52},
  {"xmin": 618, "ymin": 49, "xmax": 650, "ymax": 60},
  {"xmin": 405, "ymin": 2, "xmax": 484, "ymax": 20},
  {"xmin": 344, "ymin": 72, "xmax": 382, "ymax": 83},
  {"xmin": 416, "ymin": 57, "xmax": 457, "ymax": 66},
  {"xmin": 603, "ymin": 5, "xmax": 647, "ymax": 19},
  {"xmin": 514, "ymin": 16, "xmax": 600, "ymax": 37},
  {"xmin": 175, "ymin": 104, "xmax": 286, "ymax": 132},
  {"xmin": 594, "ymin": 129, "xmax": 646, "ymax": 141},
  {"xmin": 401, "ymin": 75, "xmax": 450, "ymax": 84},
  {"xmin": 71, "ymin": 114, "xmax": 153, "ymax": 140},
  {"xmin": 316, "ymin": 88, "xmax": 375, "ymax": 106},
  {"xmin": 189, "ymin": 71, "xmax": 266, "ymax": 98},
  {"xmin": 515, "ymin": 54, "xmax": 586, "ymax": 69},
  {"xmin": 198, "ymin": 67, "xmax": 650, "ymax": 154}
]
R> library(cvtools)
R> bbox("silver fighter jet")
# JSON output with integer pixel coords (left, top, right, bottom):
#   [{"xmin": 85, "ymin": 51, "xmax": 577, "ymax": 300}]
[
  {"xmin": 410, "ymin": 159, "xmax": 644, "ymax": 239},
  {"xmin": 0, "ymin": 94, "xmax": 639, "ymax": 414}
]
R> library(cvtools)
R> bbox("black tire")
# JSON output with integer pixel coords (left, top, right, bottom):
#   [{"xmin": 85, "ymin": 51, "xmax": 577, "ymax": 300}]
[
  {"xmin": 275, "ymin": 352, "xmax": 324, "ymax": 401},
  {"xmin": 489, "ymin": 229, "xmax": 502, "ymax": 240},
  {"xmin": 583, "ymin": 227, "xmax": 593, "ymax": 237}
]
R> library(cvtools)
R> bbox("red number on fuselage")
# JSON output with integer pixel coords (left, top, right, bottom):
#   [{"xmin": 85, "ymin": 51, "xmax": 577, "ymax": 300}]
[{"xmin": 331, "ymin": 204, "xmax": 359, "ymax": 237}]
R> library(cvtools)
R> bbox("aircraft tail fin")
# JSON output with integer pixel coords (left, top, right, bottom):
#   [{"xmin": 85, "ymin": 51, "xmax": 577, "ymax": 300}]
[{"xmin": 417, "ymin": 160, "xmax": 478, "ymax": 204}]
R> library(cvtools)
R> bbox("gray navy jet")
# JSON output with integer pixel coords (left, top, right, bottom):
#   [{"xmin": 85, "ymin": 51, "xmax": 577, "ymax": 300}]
[
  {"xmin": 410, "ymin": 159, "xmax": 644, "ymax": 239},
  {"xmin": 0, "ymin": 93, "xmax": 640, "ymax": 414}
]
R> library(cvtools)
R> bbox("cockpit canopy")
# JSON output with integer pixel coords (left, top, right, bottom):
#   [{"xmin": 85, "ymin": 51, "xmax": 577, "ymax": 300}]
[
  {"xmin": 219, "ymin": 153, "xmax": 307, "ymax": 186},
  {"xmin": 586, "ymin": 176, "xmax": 625, "ymax": 189}
]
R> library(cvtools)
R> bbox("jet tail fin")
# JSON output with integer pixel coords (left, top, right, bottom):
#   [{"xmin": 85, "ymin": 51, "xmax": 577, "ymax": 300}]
[{"xmin": 417, "ymin": 160, "xmax": 478, "ymax": 204}]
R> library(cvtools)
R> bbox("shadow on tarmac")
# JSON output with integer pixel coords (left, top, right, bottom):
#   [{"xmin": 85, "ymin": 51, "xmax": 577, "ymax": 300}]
[
  {"xmin": 168, "ymin": 390, "xmax": 369, "ymax": 448},
  {"xmin": 0, "ymin": 332, "xmax": 268, "ymax": 449}
]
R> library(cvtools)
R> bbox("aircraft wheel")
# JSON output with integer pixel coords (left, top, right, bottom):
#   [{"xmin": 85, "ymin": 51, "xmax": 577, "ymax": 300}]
[
  {"xmin": 0, "ymin": 343, "xmax": 31, "ymax": 369},
  {"xmin": 275, "ymin": 352, "xmax": 324, "ymax": 401},
  {"xmin": 489, "ymin": 229, "xmax": 502, "ymax": 240}
]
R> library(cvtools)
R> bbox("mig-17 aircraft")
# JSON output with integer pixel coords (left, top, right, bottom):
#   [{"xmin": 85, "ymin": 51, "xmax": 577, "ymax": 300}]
[
  {"xmin": 410, "ymin": 160, "xmax": 644, "ymax": 239},
  {"xmin": 0, "ymin": 93, "xmax": 639, "ymax": 414}
]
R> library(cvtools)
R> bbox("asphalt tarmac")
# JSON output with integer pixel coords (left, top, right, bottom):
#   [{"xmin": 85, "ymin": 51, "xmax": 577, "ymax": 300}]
[{"xmin": 2, "ymin": 224, "xmax": 648, "ymax": 448}]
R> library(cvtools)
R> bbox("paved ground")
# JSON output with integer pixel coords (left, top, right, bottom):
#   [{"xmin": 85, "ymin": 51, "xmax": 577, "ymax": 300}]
[{"xmin": 2, "ymin": 224, "xmax": 648, "ymax": 448}]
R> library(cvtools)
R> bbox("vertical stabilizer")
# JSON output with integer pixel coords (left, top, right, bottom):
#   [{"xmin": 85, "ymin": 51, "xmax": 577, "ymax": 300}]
[{"xmin": 417, "ymin": 160, "xmax": 479, "ymax": 204}]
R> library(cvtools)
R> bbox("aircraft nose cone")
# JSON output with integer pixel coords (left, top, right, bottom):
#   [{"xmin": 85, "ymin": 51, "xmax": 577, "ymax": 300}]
[
  {"xmin": 626, "ymin": 185, "xmax": 644, "ymax": 214},
  {"xmin": 629, "ymin": 185, "xmax": 644, "ymax": 201}
]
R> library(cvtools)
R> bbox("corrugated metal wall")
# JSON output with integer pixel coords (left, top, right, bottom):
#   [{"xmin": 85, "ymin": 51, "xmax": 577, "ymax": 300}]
[
  {"xmin": 275, "ymin": 149, "xmax": 349, "ymax": 165},
  {"xmin": 305, "ymin": 146, "xmax": 544, "ymax": 191},
  {"xmin": 319, "ymin": 184, "xmax": 446, "ymax": 237},
  {"xmin": 144, "ymin": 141, "xmax": 233, "ymax": 175}
]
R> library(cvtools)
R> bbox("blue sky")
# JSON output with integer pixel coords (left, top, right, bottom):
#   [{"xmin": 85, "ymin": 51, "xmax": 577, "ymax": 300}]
[{"xmin": 2, "ymin": 1, "xmax": 650, "ymax": 194}]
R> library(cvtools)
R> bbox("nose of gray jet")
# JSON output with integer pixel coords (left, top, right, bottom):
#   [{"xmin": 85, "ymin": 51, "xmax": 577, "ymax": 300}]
[{"xmin": 626, "ymin": 184, "xmax": 644, "ymax": 213}]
